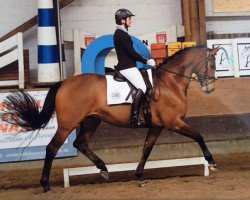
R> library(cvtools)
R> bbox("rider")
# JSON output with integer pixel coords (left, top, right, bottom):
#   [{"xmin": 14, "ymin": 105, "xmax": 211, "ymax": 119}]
[{"xmin": 113, "ymin": 8, "xmax": 156, "ymax": 126}]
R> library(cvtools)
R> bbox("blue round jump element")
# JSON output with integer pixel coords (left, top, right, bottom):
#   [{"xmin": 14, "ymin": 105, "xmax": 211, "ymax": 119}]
[{"xmin": 81, "ymin": 34, "xmax": 151, "ymax": 75}]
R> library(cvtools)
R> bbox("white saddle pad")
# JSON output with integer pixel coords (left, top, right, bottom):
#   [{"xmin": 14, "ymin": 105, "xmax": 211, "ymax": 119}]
[{"xmin": 106, "ymin": 69, "xmax": 153, "ymax": 105}]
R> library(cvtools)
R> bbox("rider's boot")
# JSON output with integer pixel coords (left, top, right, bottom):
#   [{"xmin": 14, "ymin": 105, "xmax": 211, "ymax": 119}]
[{"xmin": 130, "ymin": 89, "xmax": 145, "ymax": 126}]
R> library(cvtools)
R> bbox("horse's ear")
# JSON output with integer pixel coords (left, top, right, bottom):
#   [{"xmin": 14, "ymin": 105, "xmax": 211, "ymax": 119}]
[{"xmin": 210, "ymin": 47, "xmax": 219, "ymax": 55}]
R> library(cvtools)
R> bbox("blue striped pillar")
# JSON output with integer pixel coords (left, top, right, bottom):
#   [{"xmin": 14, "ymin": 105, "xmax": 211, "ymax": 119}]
[{"xmin": 38, "ymin": 0, "xmax": 60, "ymax": 82}]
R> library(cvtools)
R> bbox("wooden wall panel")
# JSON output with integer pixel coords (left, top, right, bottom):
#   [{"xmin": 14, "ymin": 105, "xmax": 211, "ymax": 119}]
[
  {"xmin": 213, "ymin": 0, "xmax": 250, "ymax": 12},
  {"xmin": 182, "ymin": 0, "xmax": 192, "ymax": 41},
  {"xmin": 181, "ymin": 0, "xmax": 207, "ymax": 45},
  {"xmin": 0, "ymin": 50, "xmax": 30, "ymax": 84},
  {"xmin": 198, "ymin": 0, "xmax": 206, "ymax": 45}
]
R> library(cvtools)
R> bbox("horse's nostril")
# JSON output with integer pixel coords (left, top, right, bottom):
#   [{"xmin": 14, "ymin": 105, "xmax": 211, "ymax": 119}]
[{"xmin": 202, "ymin": 85, "xmax": 215, "ymax": 93}]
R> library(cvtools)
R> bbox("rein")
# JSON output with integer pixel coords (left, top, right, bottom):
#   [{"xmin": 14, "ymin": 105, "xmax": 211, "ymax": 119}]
[
  {"xmin": 154, "ymin": 65, "xmax": 198, "ymax": 81},
  {"xmin": 155, "ymin": 52, "xmax": 216, "ymax": 87},
  {"xmin": 152, "ymin": 49, "xmax": 216, "ymax": 100}
]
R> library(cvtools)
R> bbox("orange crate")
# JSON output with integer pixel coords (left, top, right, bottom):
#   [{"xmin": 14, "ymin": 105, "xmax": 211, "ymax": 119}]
[
  {"xmin": 151, "ymin": 43, "xmax": 165, "ymax": 50},
  {"xmin": 151, "ymin": 43, "xmax": 167, "ymax": 58}
]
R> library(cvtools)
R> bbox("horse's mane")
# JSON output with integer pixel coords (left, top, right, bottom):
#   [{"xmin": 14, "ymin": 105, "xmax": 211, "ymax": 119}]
[{"xmin": 159, "ymin": 45, "xmax": 206, "ymax": 66}]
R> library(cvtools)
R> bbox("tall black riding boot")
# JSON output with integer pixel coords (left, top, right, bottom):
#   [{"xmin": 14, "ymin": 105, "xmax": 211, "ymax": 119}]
[{"xmin": 130, "ymin": 89, "xmax": 145, "ymax": 126}]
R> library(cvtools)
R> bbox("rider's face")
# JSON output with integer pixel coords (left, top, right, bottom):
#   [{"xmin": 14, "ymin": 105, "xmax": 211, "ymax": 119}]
[
  {"xmin": 121, "ymin": 17, "xmax": 132, "ymax": 27},
  {"xmin": 126, "ymin": 17, "xmax": 132, "ymax": 27}
]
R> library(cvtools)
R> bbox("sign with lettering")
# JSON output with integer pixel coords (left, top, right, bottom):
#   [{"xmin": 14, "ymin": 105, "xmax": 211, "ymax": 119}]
[
  {"xmin": 0, "ymin": 90, "xmax": 76, "ymax": 163},
  {"xmin": 237, "ymin": 43, "xmax": 250, "ymax": 69},
  {"xmin": 213, "ymin": 44, "xmax": 234, "ymax": 71},
  {"xmin": 207, "ymin": 39, "xmax": 235, "ymax": 77},
  {"xmin": 156, "ymin": 32, "xmax": 167, "ymax": 44},
  {"xmin": 84, "ymin": 35, "xmax": 96, "ymax": 47}
]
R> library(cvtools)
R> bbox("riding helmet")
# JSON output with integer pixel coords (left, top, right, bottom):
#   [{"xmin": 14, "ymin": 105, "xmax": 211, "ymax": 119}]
[{"xmin": 115, "ymin": 8, "xmax": 135, "ymax": 24}]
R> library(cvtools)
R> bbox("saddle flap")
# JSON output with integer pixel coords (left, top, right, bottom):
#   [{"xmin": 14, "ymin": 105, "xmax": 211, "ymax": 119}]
[
  {"xmin": 114, "ymin": 71, "xmax": 126, "ymax": 82},
  {"xmin": 105, "ymin": 69, "xmax": 153, "ymax": 106}
]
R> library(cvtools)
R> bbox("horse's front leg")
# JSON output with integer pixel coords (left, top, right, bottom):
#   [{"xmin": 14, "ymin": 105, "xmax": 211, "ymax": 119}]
[
  {"xmin": 73, "ymin": 117, "xmax": 109, "ymax": 180},
  {"xmin": 135, "ymin": 126, "xmax": 163, "ymax": 186},
  {"xmin": 173, "ymin": 121, "xmax": 217, "ymax": 170}
]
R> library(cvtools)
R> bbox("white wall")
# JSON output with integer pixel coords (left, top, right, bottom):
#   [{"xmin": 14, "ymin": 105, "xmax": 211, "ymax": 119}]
[
  {"xmin": 62, "ymin": 0, "xmax": 182, "ymax": 35},
  {"xmin": 1, "ymin": 0, "xmax": 182, "ymax": 81}
]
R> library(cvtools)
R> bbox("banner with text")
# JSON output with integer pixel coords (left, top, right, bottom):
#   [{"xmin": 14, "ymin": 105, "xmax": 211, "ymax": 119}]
[{"xmin": 0, "ymin": 90, "xmax": 77, "ymax": 163}]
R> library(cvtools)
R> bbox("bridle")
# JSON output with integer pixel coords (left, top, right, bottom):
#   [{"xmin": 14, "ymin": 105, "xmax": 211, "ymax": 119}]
[
  {"xmin": 196, "ymin": 51, "xmax": 216, "ymax": 87},
  {"xmin": 154, "ymin": 49, "xmax": 216, "ymax": 87}
]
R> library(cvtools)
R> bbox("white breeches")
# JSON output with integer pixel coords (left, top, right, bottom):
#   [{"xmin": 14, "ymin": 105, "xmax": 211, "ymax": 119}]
[{"xmin": 119, "ymin": 67, "xmax": 147, "ymax": 93}]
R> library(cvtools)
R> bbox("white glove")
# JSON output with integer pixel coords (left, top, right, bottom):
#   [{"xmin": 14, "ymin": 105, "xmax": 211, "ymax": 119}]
[{"xmin": 147, "ymin": 59, "xmax": 156, "ymax": 67}]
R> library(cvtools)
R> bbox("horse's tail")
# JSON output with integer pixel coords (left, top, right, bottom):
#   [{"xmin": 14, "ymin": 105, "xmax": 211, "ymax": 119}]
[{"xmin": 3, "ymin": 82, "xmax": 62, "ymax": 131}]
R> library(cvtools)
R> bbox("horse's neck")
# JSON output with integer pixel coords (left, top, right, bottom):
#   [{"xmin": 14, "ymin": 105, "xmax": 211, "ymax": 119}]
[
  {"xmin": 165, "ymin": 53, "xmax": 193, "ymax": 90},
  {"xmin": 153, "ymin": 68, "xmax": 188, "ymax": 101},
  {"xmin": 168, "ymin": 50, "xmax": 193, "ymax": 72}
]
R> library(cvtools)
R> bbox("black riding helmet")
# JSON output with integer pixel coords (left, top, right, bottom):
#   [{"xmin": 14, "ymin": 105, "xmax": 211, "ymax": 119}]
[{"xmin": 115, "ymin": 8, "xmax": 135, "ymax": 25}]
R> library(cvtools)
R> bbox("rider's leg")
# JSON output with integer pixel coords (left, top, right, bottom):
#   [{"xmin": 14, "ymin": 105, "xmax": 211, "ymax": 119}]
[
  {"xmin": 120, "ymin": 67, "xmax": 147, "ymax": 126},
  {"xmin": 130, "ymin": 88, "xmax": 145, "ymax": 126}
]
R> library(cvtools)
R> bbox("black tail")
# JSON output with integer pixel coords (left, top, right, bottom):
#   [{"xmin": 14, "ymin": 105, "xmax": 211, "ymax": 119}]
[{"xmin": 3, "ymin": 82, "xmax": 62, "ymax": 131}]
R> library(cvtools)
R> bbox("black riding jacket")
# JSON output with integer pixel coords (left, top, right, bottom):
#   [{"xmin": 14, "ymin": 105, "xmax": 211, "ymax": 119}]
[{"xmin": 113, "ymin": 27, "xmax": 147, "ymax": 71}]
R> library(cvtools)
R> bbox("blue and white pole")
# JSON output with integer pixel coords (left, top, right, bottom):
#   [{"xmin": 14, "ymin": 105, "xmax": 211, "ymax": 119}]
[{"xmin": 38, "ymin": 0, "xmax": 60, "ymax": 82}]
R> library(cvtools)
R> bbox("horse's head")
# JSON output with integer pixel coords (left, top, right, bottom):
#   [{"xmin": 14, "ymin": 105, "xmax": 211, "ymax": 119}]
[{"xmin": 194, "ymin": 47, "xmax": 218, "ymax": 94}]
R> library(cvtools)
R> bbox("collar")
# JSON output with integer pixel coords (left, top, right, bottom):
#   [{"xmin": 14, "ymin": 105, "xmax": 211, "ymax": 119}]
[{"xmin": 116, "ymin": 25, "xmax": 128, "ymax": 33}]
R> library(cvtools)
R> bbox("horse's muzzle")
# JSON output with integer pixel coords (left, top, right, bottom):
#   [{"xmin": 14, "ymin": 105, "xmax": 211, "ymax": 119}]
[{"xmin": 201, "ymin": 84, "xmax": 215, "ymax": 93}]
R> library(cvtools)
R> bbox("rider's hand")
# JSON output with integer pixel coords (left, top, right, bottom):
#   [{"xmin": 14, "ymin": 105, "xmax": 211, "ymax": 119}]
[{"xmin": 147, "ymin": 59, "xmax": 157, "ymax": 68}]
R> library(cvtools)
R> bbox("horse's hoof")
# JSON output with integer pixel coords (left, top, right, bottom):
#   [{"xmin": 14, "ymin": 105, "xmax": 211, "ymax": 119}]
[
  {"xmin": 209, "ymin": 164, "xmax": 218, "ymax": 172},
  {"xmin": 100, "ymin": 170, "xmax": 109, "ymax": 180},
  {"xmin": 43, "ymin": 186, "xmax": 51, "ymax": 193},
  {"xmin": 40, "ymin": 181, "xmax": 50, "ymax": 193},
  {"xmin": 138, "ymin": 179, "xmax": 148, "ymax": 187}
]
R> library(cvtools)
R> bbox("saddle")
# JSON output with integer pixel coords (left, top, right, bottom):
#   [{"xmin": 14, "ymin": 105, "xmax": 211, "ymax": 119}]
[{"xmin": 106, "ymin": 67, "xmax": 153, "ymax": 126}]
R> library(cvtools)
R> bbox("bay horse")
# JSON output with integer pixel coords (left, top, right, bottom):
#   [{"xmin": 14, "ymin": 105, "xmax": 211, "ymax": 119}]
[{"xmin": 3, "ymin": 46, "xmax": 218, "ymax": 192}]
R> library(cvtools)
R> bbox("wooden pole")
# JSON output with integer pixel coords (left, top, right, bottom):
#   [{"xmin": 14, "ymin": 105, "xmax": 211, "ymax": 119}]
[
  {"xmin": 189, "ymin": 0, "xmax": 200, "ymax": 44},
  {"xmin": 198, "ymin": 0, "xmax": 207, "ymax": 45},
  {"xmin": 182, "ymin": 0, "xmax": 192, "ymax": 41}
]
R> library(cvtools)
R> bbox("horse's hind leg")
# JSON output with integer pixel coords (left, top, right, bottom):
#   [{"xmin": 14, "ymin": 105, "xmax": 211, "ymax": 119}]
[
  {"xmin": 174, "ymin": 121, "xmax": 217, "ymax": 170},
  {"xmin": 40, "ymin": 127, "xmax": 72, "ymax": 192},
  {"xmin": 135, "ymin": 126, "xmax": 163, "ymax": 186},
  {"xmin": 73, "ymin": 116, "xmax": 109, "ymax": 180}
]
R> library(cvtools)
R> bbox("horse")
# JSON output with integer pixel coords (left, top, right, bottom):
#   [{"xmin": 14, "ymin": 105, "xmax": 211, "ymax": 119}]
[{"xmin": 2, "ymin": 46, "xmax": 218, "ymax": 193}]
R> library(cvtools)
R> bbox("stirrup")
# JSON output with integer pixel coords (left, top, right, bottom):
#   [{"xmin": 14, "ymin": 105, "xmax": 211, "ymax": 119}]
[
  {"xmin": 142, "ymin": 108, "xmax": 151, "ymax": 126},
  {"xmin": 130, "ymin": 116, "xmax": 143, "ymax": 126}
]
